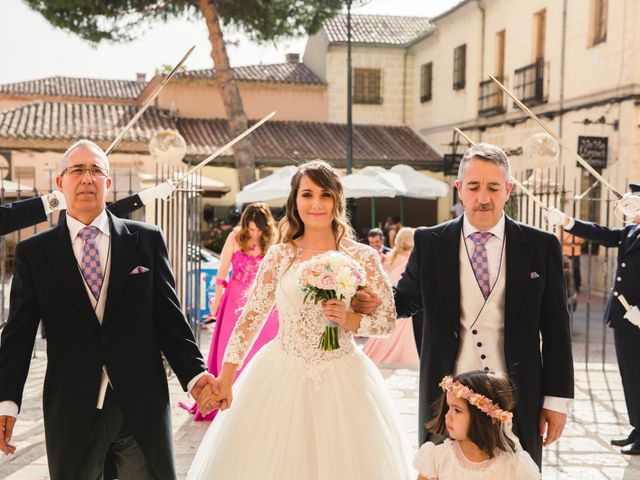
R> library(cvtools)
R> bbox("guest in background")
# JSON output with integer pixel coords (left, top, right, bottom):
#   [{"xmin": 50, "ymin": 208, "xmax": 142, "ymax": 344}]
[
  {"xmin": 363, "ymin": 227, "xmax": 419, "ymax": 366},
  {"xmin": 180, "ymin": 203, "xmax": 279, "ymax": 421},
  {"xmin": 367, "ymin": 227, "xmax": 391, "ymax": 262}
]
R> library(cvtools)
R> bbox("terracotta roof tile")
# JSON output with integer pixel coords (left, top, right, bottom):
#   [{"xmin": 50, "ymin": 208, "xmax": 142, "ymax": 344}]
[
  {"xmin": 0, "ymin": 101, "xmax": 441, "ymax": 169},
  {"xmin": 0, "ymin": 101, "xmax": 172, "ymax": 142},
  {"xmin": 0, "ymin": 76, "xmax": 145, "ymax": 100},
  {"xmin": 179, "ymin": 118, "xmax": 441, "ymax": 168},
  {"xmin": 323, "ymin": 14, "xmax": 435, "ymax": 46},
  {"xmin": 179, "ymin": 62, "xmax": 323, "ymax": 85}
]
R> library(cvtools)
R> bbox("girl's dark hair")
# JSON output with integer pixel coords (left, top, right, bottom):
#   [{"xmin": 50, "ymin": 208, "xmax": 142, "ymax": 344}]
[
  {"xmin": 278, "ymin": 160, "xmax": 354, "ymax": 245},
  {"xmin": 426, "ymin": 371, "xmax": 517, "ymax": 457},
  {"xmin": 235, "ymin": 202, "xmax": 277, "ymax": 255}
]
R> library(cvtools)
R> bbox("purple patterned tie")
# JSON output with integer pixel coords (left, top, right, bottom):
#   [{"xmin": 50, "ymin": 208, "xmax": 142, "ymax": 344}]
[
  {"xmin": 469, "ymin": 231, "xmax": 492, "ymax": 299},
  {"xmin": 78, "ymin": 226, "xmax": 103, "ymax": 300}
]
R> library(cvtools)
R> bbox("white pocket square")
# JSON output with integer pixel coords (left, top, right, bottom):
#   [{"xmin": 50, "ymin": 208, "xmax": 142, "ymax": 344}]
[
  {"xmin": 130, "ymin": 266, "xmax": 150, "ymax": 275},
  {"xmin": 529, "ymin": 272, "xmax": 540, "ymax": 279}
]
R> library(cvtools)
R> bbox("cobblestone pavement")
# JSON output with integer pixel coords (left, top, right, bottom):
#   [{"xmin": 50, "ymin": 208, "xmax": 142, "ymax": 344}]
[{"xmin": 2, "ymin": 324, "xmax": 640, "ymax": 479}]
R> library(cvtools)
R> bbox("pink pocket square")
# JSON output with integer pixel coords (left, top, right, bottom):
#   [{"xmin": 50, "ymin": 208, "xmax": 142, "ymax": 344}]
[
  {"xmin": 130, "ymin": 266, "xmax": 150, "ymax": 275},
  {"xmin": 529, "ymin": 272, "xmax": 540, "ymax": 279}
]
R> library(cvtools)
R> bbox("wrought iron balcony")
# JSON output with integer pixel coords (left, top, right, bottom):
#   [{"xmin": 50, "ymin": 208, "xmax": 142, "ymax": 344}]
[
  {"xmin": 478, "ymin": 76, "xmax": 506, "ymax": 116},
  {"xmin": 514, "ymin": 58, "xmax": 547, "ymax": 106}
]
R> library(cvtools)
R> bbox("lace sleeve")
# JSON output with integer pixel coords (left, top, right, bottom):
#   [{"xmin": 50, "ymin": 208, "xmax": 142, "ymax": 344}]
[
  {"xmin": 351, "ymin": 245, "xmax": 396, "ymax": 338},
  {"xmin": 223, "ymin": 244, "xmax": 288, "ymax": 366}
]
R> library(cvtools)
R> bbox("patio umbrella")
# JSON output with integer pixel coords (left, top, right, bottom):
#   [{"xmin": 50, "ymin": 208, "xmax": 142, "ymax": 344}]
[
  {"xmin": 360, "ymin": 166, "xmax": 408, "ymax": 196},
  {"xmin": 235, "ymin": 165, "xmax": 297, "ymax": 205},
  {"xmin": 342, "ymin": 172, "xmax": 398, "ymax": 199},
  {"xmin": 388, "ymin": 164, "xmax": 448, "ymax": 224},
  {"xmin": 343, "ymin": 171, "xmax": 399, "ymax": 227},
  {"xmin": 389, "ymin": 164, "xmax": 449, "ymax": 199}
]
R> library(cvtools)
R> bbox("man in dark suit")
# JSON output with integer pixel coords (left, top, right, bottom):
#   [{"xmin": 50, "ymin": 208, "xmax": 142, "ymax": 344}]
[
  {"xmin": 355, "ymin": 143, "xmax": 574, "ymax": 468},
  {"xmin": 0, "ymin": 181, "xmax": 174, "ymax": 236},
  {"xmin": 547, "ymin": 183, "xmax": 640, "ymax": 455},
  {"xmin": 0, "ymin": 140, "xmax": 217, "ymax": 479}
]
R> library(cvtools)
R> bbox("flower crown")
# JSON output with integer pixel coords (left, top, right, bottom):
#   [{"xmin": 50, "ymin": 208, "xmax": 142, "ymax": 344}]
[{"xmin": 439, "ymin": 375, "xmax": 513, "ymax": 423}]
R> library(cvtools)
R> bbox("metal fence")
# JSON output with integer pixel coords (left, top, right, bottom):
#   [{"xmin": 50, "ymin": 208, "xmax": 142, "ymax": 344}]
[
  {"xmin": 508, "ymin": 166, "xmax": 621, "ymax": 368},
  {"xmin": 0, "ymin": 166, "xmax": 204, "ymax": 337}
]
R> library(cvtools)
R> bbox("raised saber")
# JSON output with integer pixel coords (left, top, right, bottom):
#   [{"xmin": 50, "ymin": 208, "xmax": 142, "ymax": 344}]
[
  {"xmin": 454, "ymin": 127, "xmax": 548, "ymax": 210},
  {"xmin": 488, "ymin": 75, "xmax": 622, "ymax": 200},
  {"xmin": 172, "ymin": 111, "xmax": 276, "ymax": 187},
  {"xmin": 105, "ymin": 45, "xmax": 196, "ymax": 156}
]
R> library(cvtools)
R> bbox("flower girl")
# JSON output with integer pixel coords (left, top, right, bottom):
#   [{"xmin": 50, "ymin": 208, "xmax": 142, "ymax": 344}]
[{"xmin": 415, "ymin": 371, "xmax": 540, "ymax": 479}]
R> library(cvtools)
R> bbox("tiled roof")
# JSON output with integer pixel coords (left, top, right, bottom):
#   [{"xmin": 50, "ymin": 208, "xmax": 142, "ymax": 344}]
[
  {"xmin": 0, "ymin": 101, "xmax": 173, "ymax": 143},
  {"xmin": 178, "ymin": 62, "xmax": 323, "ymax": 85},
  {"xmin": 179, "ymin": 118, "xmax": 441, "ymax": 168},
  {"xmin": 323, "ymin": 14, "xmax": 435, "ymax": 46},
  {"xmin": 0, "ymin": 76, "xmax": 145, "ymax": 100},
  {"xmin": 0, "ymin": 101, "xmax": 441, "ymax": 169}
]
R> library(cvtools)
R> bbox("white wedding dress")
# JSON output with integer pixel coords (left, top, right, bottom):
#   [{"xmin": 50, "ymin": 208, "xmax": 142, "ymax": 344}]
[{"xmin": 187, "ymin": 241, "xmax": 412, "ymax": 480}]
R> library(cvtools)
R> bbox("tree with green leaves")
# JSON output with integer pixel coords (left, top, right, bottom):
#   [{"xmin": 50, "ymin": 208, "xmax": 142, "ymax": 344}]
[{"xmin": 24, "ymin": 0, "xmax": 345, "ymax": 188}]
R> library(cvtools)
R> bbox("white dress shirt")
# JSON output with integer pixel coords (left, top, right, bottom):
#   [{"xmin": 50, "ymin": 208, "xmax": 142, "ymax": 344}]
[{"xmin": 461, "ymin": 214, "xmax": 572, "ymax": 415}]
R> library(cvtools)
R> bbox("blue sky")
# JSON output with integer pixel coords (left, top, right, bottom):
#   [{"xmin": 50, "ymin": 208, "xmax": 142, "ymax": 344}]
[{"xmin": 0, "ymin": 0, "xmax": 460, "ymax": 84}]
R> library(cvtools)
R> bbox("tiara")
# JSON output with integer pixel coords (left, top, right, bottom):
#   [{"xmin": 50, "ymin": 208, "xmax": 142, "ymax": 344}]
[{"xmin": 439, "ymin": 375, "xmax": 513, "ymax": 423}]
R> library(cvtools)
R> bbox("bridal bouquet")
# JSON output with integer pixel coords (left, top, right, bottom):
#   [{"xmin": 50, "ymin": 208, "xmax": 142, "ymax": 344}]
[{"xmin": 299, "ymin": 251, "xmax": 366, "ymax": 351}]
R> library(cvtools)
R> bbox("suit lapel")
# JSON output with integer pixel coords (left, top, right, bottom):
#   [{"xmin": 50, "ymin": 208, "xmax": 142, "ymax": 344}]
[
  {"xmin": 102, "ymin": 212, "xmax": 138, "ymax": 328},
  {"xmin": 47, "ymin": 215, "xmax": 100, "ymax": 328},
  {"xmin": 436, "ymin": 217, "xmax": 462, "ymax": 325},
  {"xmin": 504, "ymin": 217, "xmax": 531, "ymax": 334}
]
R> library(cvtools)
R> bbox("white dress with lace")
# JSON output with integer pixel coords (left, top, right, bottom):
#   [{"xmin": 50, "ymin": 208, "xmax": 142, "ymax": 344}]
[
  {"xmin": 414, "ymin": 440, "xmax": 540, "ymax": 480},
  {"xmin": 187, "ymin": 241, "xmax": 413, "ymax": 480}
]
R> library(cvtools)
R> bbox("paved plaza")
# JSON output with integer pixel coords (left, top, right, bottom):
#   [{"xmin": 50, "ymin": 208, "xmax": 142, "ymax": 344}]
[{"xmin": 2, "ymin": 298, "xmax": 640, "ymax": 479}]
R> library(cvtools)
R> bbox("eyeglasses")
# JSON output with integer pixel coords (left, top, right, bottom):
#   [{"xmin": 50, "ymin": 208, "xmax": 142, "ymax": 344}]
[{"xmin": 61, "ymin": 166, "xmax": 109, "ymax": 178}]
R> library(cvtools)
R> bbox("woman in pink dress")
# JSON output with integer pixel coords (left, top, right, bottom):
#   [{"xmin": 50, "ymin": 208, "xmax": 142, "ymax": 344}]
[
  {"xmin": 363, "ymin": 227, "xmax": 419, "ymax": 366},
  {"xmin": 181, "ymin": 203, "xmax": 279, "ymax": 420}
]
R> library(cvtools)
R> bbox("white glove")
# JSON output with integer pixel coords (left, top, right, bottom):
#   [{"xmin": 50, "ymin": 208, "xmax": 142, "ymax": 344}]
[
  {"xmin": 624, "ymin": 306, "xmax": 640, "ymax": 329},
  {"xmin": 545, "ymin": 207, "xmax": 567, "ymax": 226},
  {"xmin": 138, "ymin": 181, "xmax": 175, "ymax": 205},
  {"xmin": 615, "ymin": 193, "xmax": 640, "ymax": 220}
]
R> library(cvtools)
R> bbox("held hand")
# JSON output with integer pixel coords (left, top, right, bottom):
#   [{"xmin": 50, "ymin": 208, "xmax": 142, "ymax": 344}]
[
  {"xmin": 0, "ymin": 415, "xmax": 16, "ymax": 455},
  {"xmin": 191, "ymin": 374, "xmax": 221, "ymax": 415},
  {"xmin": 351, "ymin": 288, "xmax": 382, "ymax": 315},
  {"xmin": 539, "ymin": 408, "xmax": 567, "ymax": 446},
  {"xmin": 216, "ymin": 377, "xmax": 234, "ymax": 412},
  {"xmin": 545, "ymin": 207, "xmax": 568, "ymax": 227},
  {"xmin": 322, "ymin": 299, "xmax": 348, "ymax": 327},
  {"xmin": 624, "ymin": 306, "xmax": 640, "ymax": 328}
]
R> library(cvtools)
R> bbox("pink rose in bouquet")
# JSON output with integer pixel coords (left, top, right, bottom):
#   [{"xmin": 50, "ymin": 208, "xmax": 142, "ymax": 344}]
[{"xmin": 299, "ymin": 251, "xmax": 366, "ymax": 351}]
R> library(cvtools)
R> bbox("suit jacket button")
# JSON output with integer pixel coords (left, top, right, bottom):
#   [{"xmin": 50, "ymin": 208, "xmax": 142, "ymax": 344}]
[
  {"xmin": 100, "ymin": 337, "xmax": 109, "ymax": 345},
  {"xmin": 621, "ymin": 263, "xmax": 626, "ymax": 268}
]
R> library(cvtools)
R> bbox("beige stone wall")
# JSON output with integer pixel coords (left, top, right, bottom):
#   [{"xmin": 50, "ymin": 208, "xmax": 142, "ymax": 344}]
[
  {"xmin": 156, "ymin": 80, "xmax": 327, "ymax": 122},
  {"xmin": 408, "ymin": 1, "xmax": 483, "ymax": 133},
  {"xmin": 325, "ymin": 45, "xmax": 411, "ymax": 125},
  {"xmin": 303, "ymin": 31, "xmax": 329, "ymax": 82}
]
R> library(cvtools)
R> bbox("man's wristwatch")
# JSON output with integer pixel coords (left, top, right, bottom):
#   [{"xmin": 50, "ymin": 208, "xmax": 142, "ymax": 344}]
[{"xmin": 46, "ymin": 193, "xmax": 60, "ymax": 210}]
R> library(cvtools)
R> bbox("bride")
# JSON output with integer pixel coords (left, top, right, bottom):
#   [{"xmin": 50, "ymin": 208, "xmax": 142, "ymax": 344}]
[{"xmin": 187, "ymin": 160, "xmax": 412, "ymax": 479}]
